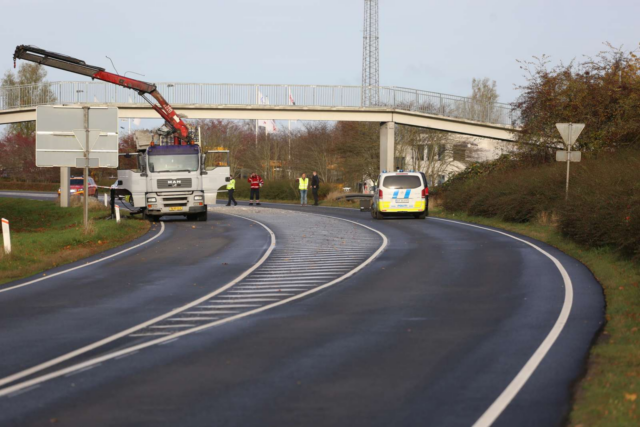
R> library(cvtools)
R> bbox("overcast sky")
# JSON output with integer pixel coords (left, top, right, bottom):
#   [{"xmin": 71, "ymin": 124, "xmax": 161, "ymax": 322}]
[{"xmin": 1, "ymin": 0, "xmax": 638, "ymax": 104}]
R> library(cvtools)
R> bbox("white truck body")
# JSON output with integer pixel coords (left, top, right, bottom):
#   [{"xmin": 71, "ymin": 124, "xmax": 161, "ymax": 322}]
[{"xmin": 116, "ymin": 133, "xmax": 229, "ymax": 220}]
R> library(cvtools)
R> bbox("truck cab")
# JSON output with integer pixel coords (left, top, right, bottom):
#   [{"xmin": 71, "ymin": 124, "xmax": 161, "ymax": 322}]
[
  {"xmin": 371, "ymin": 170, "xmax": 429, "ymax": 219},
  {"xmin": 115, "ymin": 130, "xmax": 230, "ymax": 222}
]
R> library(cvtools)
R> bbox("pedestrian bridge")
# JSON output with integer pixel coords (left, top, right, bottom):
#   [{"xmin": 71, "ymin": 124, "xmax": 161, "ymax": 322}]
[{"xmin": 0, "ymin": 82, "xmax": 520, "ymax": 171}]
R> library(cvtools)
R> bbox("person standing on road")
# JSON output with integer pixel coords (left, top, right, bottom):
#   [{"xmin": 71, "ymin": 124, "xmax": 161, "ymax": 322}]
[
  {"xmin": 226, "ymin": 175, "xmax": 237, "ymax": 206},
  {"xmin": 248, "ymin": 173, "xmax": 264, "ymax": 206},
  {"xmin": 311, "ymin": 171, "xmax": 320, "ymax": 206},
  {"xmin": 298, "ymin": 173, "xmax": 309, "ymax": 206}
]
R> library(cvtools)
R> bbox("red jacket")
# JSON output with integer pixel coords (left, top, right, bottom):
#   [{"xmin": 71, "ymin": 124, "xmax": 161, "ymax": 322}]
[{"xmin": 248, "ymin": 175, "xmax": 264, "ymax": 189}]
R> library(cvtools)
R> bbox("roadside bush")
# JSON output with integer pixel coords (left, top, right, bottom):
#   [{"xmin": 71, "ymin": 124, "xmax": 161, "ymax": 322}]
[
  {"xmin": 558, "ymin": 151, "xmax": 640, "ymax": 259},
  {"xmin": 442, "ymin": 160, "xmax": 564, "ymax": 223},
  {"xmin": 440, "ymin": 149, "xmax": 640, "ymax": 260}
]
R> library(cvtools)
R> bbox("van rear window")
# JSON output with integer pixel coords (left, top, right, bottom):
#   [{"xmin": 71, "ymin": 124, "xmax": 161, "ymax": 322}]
[{"xmin": 382, "ymin": 175, "xmax": 422, "ymax": 189}]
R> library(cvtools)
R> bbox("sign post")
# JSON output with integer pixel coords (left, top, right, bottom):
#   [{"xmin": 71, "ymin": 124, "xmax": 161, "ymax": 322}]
[
  {"xmin": 555, "ymin": 123, "xmax": 585, "ymax": 201},
  {"xmin": 36, "ymin": 106, "xmax": 119, "ymax": 230}
]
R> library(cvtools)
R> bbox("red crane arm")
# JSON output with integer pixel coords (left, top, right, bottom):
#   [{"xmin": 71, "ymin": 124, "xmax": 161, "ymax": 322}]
[{"xmin": 13, "ymin": 45, "xmax": 190, "ymax": 143}]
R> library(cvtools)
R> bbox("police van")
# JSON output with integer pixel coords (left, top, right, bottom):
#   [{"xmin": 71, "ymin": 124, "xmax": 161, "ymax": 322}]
[{"xmin": 371, "ymin": 170, "xmax": 429, "ymax": 219}]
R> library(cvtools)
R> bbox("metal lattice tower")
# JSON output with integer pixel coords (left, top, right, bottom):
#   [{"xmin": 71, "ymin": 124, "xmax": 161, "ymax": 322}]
[{"xmin": 361, "ymin": 0, "xmax": 379, "ymax": 106}]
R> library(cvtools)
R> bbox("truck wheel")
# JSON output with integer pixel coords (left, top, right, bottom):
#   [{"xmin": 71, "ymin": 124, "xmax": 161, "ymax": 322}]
[{"xmin": 197, "ymin": 211, "xmax": 208, "ymax": 222}]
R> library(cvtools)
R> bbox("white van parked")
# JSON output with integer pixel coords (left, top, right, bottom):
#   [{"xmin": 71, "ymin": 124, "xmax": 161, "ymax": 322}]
[{"xmin": 371, "ymin": 171, "xmax": 429, "ymax": 219}]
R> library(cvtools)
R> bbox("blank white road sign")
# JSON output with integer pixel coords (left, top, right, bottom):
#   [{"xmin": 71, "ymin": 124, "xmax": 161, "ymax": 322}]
[
  {"xmin": 36, "ymin": 106, "xmax": 119, "ymax": 168},
  {"xmin": 555, "ymin": 123, "xmax": 585, "ymax": 148},
  {"xmin": 556, "ymin": 150, "xmax": 582, "ymax": 162}
]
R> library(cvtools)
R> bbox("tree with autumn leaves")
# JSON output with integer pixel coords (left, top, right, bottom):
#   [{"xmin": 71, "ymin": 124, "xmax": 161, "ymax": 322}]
[{"xmin": 513, "ymin": 44, "xmax": 640, "ymax": 159}]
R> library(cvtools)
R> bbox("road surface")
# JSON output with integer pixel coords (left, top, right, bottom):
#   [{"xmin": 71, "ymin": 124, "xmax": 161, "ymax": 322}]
[{"xmin": 0, "ymin": 193, "xmax": 604, "ymax": 426}]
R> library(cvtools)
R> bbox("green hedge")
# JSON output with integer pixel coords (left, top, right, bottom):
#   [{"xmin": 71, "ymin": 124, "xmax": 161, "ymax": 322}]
[
  {"xmin": 233, "ymin": 179, "xmax": 341, "ymax": 201},
  {"xmin": 439, "ymin": 150, "xmax": 640, "ymax": 259}
]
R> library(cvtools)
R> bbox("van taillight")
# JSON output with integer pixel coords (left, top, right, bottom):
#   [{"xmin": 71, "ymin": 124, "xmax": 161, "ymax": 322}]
[
  {"xmin": 379, "ymin": 189, "xmax": 383, "ymax": 198},
  {"xmin": 421, "ymin": 188, "xmax": 427, "ymax": 198}
]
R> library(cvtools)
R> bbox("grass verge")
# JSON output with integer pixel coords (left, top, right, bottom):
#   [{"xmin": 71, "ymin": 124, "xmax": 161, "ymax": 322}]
[
  {"xmin": 429, "ymin": 206, "xmax": 639, "ymax": 427},
  {"xmin": 0, "ymin": 198, "xmax": 150, "ymax": 286}
]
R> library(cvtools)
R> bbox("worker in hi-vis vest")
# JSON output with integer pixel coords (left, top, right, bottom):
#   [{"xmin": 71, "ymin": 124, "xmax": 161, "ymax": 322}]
[
  {"xmin": 298, "ymin": 173, "xmax": 309, "ymax": 206},
  {"xmin": 226, "ymin": 175, "xmax": 237, "ymax": 206}
]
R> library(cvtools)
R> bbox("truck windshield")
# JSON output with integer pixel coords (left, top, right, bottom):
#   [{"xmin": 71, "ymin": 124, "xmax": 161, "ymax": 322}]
[
  {"xmin": 148, "ymin": 153, "xmax": 199, "ymax": 173},
  {"xmin": 382, "ymin": 175, "xmax": 422, "ymax": 189}
]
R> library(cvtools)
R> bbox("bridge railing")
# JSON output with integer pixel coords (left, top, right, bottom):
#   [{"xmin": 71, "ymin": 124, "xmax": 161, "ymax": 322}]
[{"xmin": 0, "ymin": 82, "xmax": 519, "ymax": 126}]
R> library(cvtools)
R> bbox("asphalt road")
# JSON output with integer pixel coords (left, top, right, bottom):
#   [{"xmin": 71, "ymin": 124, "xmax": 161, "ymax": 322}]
[{"xmin": 0, "ymin": 193, "xmax": 604, "ymax": 426}]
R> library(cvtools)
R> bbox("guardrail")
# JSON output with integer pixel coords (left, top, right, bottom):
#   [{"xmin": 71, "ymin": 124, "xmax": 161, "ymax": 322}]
[{"xmin": 0, "ymin": 82, "xmax": 519, "ymax": 126}]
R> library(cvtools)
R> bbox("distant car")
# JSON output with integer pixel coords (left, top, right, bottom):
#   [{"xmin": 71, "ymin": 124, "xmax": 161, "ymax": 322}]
[
  {"xmin": 371, "ymin": 170, "xmax": 429, "ymax": 219},
  {"xmin": 58, "ymin": 177, "xmax": 98, "ymax": 197}
]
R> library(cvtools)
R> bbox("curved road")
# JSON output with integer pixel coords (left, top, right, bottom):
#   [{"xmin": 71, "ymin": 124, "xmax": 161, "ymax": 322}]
[{"xmin": 0, "ymin": 195, "xmax": 603, "ymax": 426}]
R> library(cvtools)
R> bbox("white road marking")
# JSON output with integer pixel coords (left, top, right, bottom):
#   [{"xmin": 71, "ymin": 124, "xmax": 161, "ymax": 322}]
[
  {"xmin": 0, "ymin": 222, "xmax": 166, "ymax": 295},
  {"xmin": 241, "ymin": 280, "xmax": 324, "ymax": 284},
  {"xmin": 114, "ymin": 351, "xmax": 139, "ymax": 360},
  {"xmin": 217, "ymin": 293, "xmax": 293, "ymax": 298},
  {"xmin": 159, "ymin": 338, "xmax": 179, "ymax": 346},
  {"xmin": 63, "ymin": 364, "xmax": 101, "ymax": 377},
  {"xmin": 238, "ymin": 285, "xmax": 315, "ymax": 291},
  {"xmin": 166, "ymin": 317, "xmax": 216, "ymax": 321},
  {"xmin": 7, "ymin": 385, "xmax": 40, "ymax": 398},
  {"xmin": 198, "ymin": 304, "xmax": 261, "ymax": 308},
  {"xmin": 228, "ymin": 290, "xmax": 303, "ymax": 293},
  {"xmin": 129, "ymin": 332, "xmax": 172, "ymax": 337},
  {"xmin": 149, "ymin": 324, "xmax": 196, "ymax": 329},
  {"xmin": 0, "ymin": 211, "xmax": 387, "ymax": 397},
  {"xmin": 206, "ymin": 298, "xmax": 279, "ymax": 302},
  {"xmin": 428, "ymin": 218, "xmax": 574, "ymax": 427},
  {"xmin": 0, "ymin": 216, "xmax": 276, "ymax": 391},
  {"xmin": 258, "ymin": 266, "xmax": 353, "ymax": 271},
  {"xmin": 185, "ymin": 310, "xmax": 239, "ymax": 315}
]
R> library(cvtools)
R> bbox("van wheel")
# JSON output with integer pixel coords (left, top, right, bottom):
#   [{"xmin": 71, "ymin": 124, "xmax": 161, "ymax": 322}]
[{"xmin": 414, "ymin": 210, "xmax": 427, "ymax": 219}]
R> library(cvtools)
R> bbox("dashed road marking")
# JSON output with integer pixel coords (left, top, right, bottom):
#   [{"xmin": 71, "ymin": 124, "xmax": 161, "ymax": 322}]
[{"xmin": 0, "ymin": 207, "xmax": 387, "ymax": 398}]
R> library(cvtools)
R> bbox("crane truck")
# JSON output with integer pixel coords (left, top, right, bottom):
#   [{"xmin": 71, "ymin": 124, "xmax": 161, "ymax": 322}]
[{"xmin": 13, "ymin": 45, "xmax": 230, "ymax": 221}]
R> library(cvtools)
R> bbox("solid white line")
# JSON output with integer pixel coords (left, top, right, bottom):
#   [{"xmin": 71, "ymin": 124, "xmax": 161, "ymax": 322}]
[
  {"xmin": 0, "ymin": 211, "xmax": 387, "ymax": 397},
  {"xmin": 166, "ymin": 317, "xmax": 216, "ymax": 321},
  {"xmin": 0, "ymin": 215, "xmax": 276, "ymax": 390},
  {"xmin": 0, "ymin": 222, "xmax": 166, "ymax": 295},
  {"xmin": 428, "ymin": 217, "xmax": 574, "ymax": 427}
]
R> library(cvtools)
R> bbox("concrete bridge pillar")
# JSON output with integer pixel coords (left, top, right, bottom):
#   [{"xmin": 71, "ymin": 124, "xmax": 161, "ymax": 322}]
[{"xmin": 380, "ymin": 122, "xmax": 395, "ymax": 173}]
